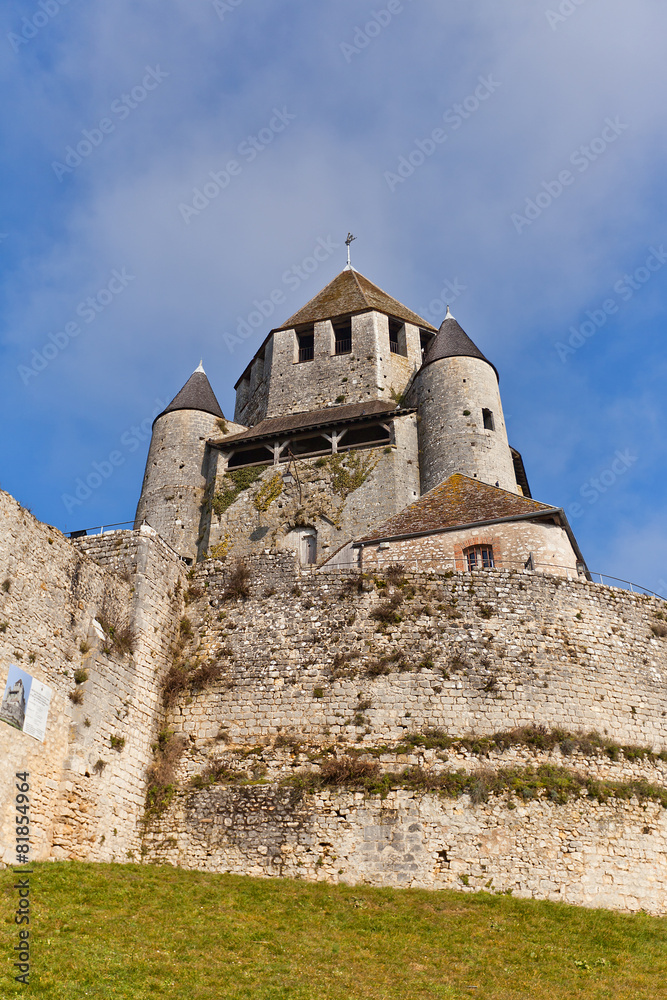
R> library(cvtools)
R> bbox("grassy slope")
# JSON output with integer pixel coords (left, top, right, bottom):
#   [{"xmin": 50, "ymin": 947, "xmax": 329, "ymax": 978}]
[{"xmin": 1, "ymin": 863, "xmax": 666, "ymax": 999}]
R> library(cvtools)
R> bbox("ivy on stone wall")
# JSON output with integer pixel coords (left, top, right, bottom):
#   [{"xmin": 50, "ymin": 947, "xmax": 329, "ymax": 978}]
[
  {"xmin": 324, "ymin": 452, "xmax": 380, "ymax": 500},
  {"xmin": 252, "ymin": 473, "xmax": 283, "ymax": 513},
  {"xmin": 212, "ymin": 466, "xmax": 269, "ymax": 517},
  {"xmin": 209, "ymin": 533, "xmax": 232, "ymax": 560}
]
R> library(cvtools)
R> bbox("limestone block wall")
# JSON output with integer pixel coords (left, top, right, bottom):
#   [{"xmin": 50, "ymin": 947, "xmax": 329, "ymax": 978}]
[
  {"xmin": 234, "ymin": 337, "xmax": 273, "ymax": 427},
  {"xmin": 170, "ymin": 566, "xmax": 667, "ymax": 750},
  {"xmin": 0, "ymin": 497, "xmax": 184, "ymax": 868},
  {"xmin": 143, "ymin": 758, "xmax": 667, "ymax": 914},
  {"xmin": 356, "ymin": 520, "xmax": 580, "ymax": 577},
  {"xmin": 264, "ymin": 312, "xmax": 421, "ymax": 420},
  {"xmin": 202, "ymin": 420, "xmax": 420, "ymax": 564},
  {"xmin": 413, "ymin": 356, "xmax": 518, "ymax": 494},
  {"xmin": 134, "ymin": 409, "xmax": 222, "ymax": 559},
  {"xmin": 138, "ymin": 563, "xmax": 667, "ymax": 913}
]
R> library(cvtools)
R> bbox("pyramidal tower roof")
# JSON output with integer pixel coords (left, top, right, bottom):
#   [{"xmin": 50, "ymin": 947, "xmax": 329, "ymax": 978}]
[
  {"xmin": 156, "ymin": 362, "xmax": 224, "ymax": 422},
  {"xmin": 420, "ymin": 308, "xmax": 498, "ymax": 380},
  {"xmin": 274, "ymin": 268, "xmax": 437, "ymax": 332}
]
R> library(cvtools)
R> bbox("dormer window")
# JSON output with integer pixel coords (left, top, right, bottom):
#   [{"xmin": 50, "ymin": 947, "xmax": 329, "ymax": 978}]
[
  {"xmin": 482, "ymin": 408, "xmax": 495, "ymax": 431},
  {"xmin": 333, "ymin": 318, "xmax": 352, "ymax": 355},
  {"xmin": 297, "ymin": 328, "xmax": 314, "ymax": 362}
]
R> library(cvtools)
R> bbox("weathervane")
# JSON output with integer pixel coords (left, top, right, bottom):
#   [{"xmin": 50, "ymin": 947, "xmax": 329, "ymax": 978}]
[{"xmin": 345, "ymin": 232, "xmax": 356, "ymax": 269}]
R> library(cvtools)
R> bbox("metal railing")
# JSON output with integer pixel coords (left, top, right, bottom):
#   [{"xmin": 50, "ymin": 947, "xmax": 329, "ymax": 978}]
[
  {"xmin": 298, "ymin": 345, "xmax": 314, "ymax": 362},
  {"xmin": 68, "ymin": 520, "xmax": 137, "ymax": 539},
  {"xmin": 335, "ymin": 339, "xmax": 352, "ymax": 355},
  {"xmin": 65, "ymin": 522, "xmax": 665, "ymax": 603}
]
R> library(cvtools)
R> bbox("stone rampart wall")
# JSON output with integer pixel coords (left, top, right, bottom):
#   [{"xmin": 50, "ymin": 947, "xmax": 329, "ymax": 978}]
[
  {"xmin": 144, "ymin": 768, "xmax": 667, "ymax": 914},
  {"xmin": 174, "ymin": 565, "xmax": 667, "ymax": 749},
  {"xmin": 0, "ymin": 502, "xmax": 184, "ymax": 867}
]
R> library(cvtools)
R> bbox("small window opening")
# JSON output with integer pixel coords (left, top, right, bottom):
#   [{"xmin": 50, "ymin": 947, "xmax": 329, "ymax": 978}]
[
  {"xmin": 388, "ymin": 318, "xmax": 407, "ymax": 356},
  {"xmin": 420, "ymin": 330, "xmax": 434, "ymax": 361},
  {"xmin": 389, "ymin": 319, "xmax": 401, "ymax": 354},
  {"xmin": 297, "ymin": 329, "xmax": 314, "ymax": 362},
  {"xmin": 464, "ymin": 545, "xmax": 494, "ymax": 571},
  {"xmin": 482, "ymin": 408, "xmax": 495, "ymax": 431},
  {"xmin": 333, "ymin": 318, "xmax": 352, "ymax": 355}
]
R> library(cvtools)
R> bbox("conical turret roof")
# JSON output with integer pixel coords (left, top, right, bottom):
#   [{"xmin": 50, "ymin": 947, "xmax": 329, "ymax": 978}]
[
  {"xmin": 274, "ymin": 269, "xmax": 436, "ymax": 332},
  {"xmin": 421, "ymin": 309, "xmax": 498, "ymax": 380},
  {"xmin": 155, "ymin": 362, "xmax": 224, "ymax": 423}
]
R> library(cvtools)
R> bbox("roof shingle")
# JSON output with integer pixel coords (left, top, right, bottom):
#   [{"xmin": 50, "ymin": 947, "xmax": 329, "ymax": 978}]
[
  {"xmin": 213, "ymin": 399, "xmax": 408, "ymax": 446},
  {"xmin": 421, "ymin": 314, "xmax": 498, "ymax": 379},
  {"xmin": 358, "ymin": 474, "xmax": 556, "ymax": 543},
  {"xmin": 275, "ymin": 269, "xmax": 437, "ymax": 332},
  {"xmin": 157, "ymin": 366, "xmax": 224, "ymax": 422}
]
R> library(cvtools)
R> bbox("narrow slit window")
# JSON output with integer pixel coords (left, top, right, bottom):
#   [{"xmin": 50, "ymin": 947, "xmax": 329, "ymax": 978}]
[{"xmin": 482, "ymin": 408, "xmax": 495, "ymax": 431}]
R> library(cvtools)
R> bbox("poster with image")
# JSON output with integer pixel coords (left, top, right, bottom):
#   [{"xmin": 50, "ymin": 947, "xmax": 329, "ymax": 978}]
[{"xmin": 0, "ymin": 665, "xmax": 52, "ymax": 742}]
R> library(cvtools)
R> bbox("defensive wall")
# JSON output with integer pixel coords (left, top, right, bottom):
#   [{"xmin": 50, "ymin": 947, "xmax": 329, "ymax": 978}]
[
  {"xmin": 0, "ymin": 491, "xmax": 184, "ymax": 867},
  {"xmin": 2, "ymin": 490, "xmax": 667, "ymax": 913},
  {"xmin": 141, "ymin": 557, "xmax": 667, "ymax": 913}
]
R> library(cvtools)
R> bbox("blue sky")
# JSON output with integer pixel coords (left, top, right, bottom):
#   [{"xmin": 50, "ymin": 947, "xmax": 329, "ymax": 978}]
[{"xmin": 1, "ymin": 0, "xmax": 665, "ymax": 595}]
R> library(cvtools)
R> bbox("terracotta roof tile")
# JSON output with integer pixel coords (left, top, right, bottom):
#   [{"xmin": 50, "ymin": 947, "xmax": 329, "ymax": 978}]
[{"xmin": 358, "ymin": 474, "xmax": 556, "ymax": 542}]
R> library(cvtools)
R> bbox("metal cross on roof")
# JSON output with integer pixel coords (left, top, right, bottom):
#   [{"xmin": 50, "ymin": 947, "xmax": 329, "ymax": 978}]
[{"xmin": 345, "ymin": 232, "xmax": 356, "ymax": 270}]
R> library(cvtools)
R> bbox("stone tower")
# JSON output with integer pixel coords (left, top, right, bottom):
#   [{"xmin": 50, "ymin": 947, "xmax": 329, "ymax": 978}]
[
  {"xmin": 411, "ymin": 309, "xmax": 519, "ymax": 494},
  {"xmin": 233, "ymin": 268, "xmax": 437, "ymax": 427},
  {"xmin": 134, "ymin": 363, "xmax": 224, "ymax": 560}
]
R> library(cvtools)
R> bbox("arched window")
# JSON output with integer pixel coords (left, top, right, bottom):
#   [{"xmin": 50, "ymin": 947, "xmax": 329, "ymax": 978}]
[{"xmin": 464, "ymin": 544, "xmax": 494, "ymax": 571}]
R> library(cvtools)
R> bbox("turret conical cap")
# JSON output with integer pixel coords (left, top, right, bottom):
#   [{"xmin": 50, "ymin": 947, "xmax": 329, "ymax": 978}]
[
  {"xmin": 421, "ymin": 314, "xmax": 498, "ymax": 380},
  {"xmin": 155, "ymin": 363, "xmax": 224, "ymax": 423}
]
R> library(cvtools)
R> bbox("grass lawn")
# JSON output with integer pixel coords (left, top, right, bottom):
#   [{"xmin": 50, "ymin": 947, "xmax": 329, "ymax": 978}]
[{"xmin": 1, "ymin": 862, "xmax": 666, "ymax": 999}]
